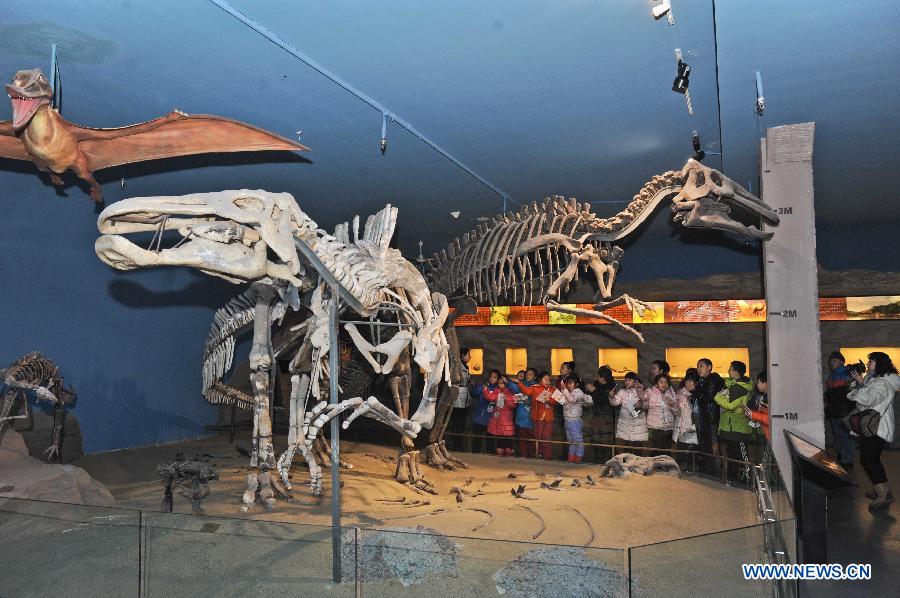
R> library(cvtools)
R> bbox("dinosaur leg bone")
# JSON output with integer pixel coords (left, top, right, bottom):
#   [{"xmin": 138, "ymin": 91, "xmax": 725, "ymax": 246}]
[{"xmin": 241, "ymin": 283, "xmax": 278, "ymax": 512}]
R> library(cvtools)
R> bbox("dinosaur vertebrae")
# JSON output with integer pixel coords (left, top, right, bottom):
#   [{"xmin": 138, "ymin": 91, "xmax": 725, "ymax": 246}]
[
  {"xmin": 428, "ymin": 170, "xmax": 681, "ymax": 305},
  {"xmin": 296, "ymin": 207, "xmax": 400, "ymax": 316}
]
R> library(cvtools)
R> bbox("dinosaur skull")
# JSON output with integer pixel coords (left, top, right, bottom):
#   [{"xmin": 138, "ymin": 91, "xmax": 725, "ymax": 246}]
[
  {"xmin": 671, "ymin": 160, "xmax": 779, "ymax": 240},
  {"xmin": 96, "ymin": 189, "xmax": 309, "ymax": 286},
  {"xmin": 5, "ymin": 68, "xmax": 52, "ymax": 130}
]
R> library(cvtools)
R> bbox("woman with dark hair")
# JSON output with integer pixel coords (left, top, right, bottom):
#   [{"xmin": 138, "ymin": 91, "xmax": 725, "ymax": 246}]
[{"xmin": 847, "ymin": 352, "xmax": 898, "ymax": 511}]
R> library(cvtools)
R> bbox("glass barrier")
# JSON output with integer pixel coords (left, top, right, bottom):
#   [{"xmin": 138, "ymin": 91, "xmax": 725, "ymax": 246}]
[
  {"xmin": 142, "ymin": 511, "xmax": 354, "ymax": 597},
  {"xmin": 353, "ymin": 527, "xmax": 627, "ymax": 597},
  {"xmin": 0, "ymin": 497, "xmax": 141, "ymax": 598},
  {"xmin": 628, "ymin": 523, "xmax": 777, "ymax": 598},
  {"xmin": 0, "ymin": 443, "xmax": 796, "ymax": 598}
]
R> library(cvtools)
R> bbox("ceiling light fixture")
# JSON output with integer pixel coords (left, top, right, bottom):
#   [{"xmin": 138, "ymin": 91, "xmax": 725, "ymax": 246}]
[{"xmin": 449, "ymin": 211, "xmax": 461, "ymax": 219}]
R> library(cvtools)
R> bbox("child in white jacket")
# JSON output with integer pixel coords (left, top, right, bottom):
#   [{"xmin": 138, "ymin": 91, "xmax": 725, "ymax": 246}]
[
  {"xmin": 559, "ymin": 375, "xmax": 593, "ymax": 463},
  {"xmin": 610, "ymin": 372, "xmax": 648, "ymax": 448}
]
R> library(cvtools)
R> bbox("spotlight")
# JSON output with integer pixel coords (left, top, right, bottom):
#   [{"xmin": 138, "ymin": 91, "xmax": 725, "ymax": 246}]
[
  {"xmin": 380, "ymin": 137, "xmax": 387, "ymax": 155},
  {"xmin": 691, "ymin": 131, "xmax": 705, "ymax": 162},
  {"xmin": 672, "ymin": 59, "xmax": 691, "ymax": 94},
  {"xmin": 449, "ymin": 211, "xmax": 461, "ymax": 219}
]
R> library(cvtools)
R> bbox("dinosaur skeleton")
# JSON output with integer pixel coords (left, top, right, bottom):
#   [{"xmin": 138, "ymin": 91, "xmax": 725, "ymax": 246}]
[
  {"xmin": 96, "ymin": 190, "xmax": 450, "ymax": 508},
  {"xmin": 0, "ymin": 352, "xmax": 76, "ymax": 462},
  {"xmin": 427, "ymin": 160, "xmax": 779, "ymax": 340}
]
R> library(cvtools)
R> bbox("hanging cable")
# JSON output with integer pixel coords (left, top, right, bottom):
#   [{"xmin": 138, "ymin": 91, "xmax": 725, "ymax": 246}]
[{"xmin": 207, "ymin": 0, "xmax": 517, "ymax": 207}]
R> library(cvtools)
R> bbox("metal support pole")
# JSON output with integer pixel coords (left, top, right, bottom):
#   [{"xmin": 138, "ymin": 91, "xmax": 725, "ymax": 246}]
[{"xmin": 328, "ymin": 289, "xmax": 342, "ymax": 583}]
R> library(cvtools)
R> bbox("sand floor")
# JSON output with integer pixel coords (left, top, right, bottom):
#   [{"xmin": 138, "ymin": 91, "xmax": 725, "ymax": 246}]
[{"xmin": 76, "ymin": 434, "xmax": 758, "ymax": 549}]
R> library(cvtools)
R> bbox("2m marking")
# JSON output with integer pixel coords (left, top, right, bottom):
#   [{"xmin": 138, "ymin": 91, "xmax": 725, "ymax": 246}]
[
  {"xmin": 778, "ymin": 207, "xmax": 793, "ymax": 215},
  {"xmin": 767, "ymin": 310, "xmax": 798, "ymax": 318}
]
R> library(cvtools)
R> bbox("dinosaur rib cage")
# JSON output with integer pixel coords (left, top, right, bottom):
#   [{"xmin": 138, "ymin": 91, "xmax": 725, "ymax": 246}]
[
  {"xmin": 428, "ymin": 171, "xmax": 681, "ymax": 306},
  {"xmin": 202, "ymin": 290, "xmax": 287, "ymax": 410},
  {"xmin": 3, "ymin": 352, "xmax": 61, "ymax": 386}
]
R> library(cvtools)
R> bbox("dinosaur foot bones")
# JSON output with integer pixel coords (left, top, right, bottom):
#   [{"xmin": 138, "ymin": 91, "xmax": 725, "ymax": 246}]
[
  {"xmin": 395, "ymin": 450, "xmax": 436, "ymax": 494},
  {"xmin": 424, "ymin": 440, "xmax": 468, "ymax": 471}
]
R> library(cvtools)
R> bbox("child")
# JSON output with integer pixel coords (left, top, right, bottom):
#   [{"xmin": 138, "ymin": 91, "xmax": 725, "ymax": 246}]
[
  {"xmin": 645, "ymin": 374, "xmax": 677, "ymax": 451},
  {"xmin": 557, "ymin": 361, "xmax": 576, "ymax": 389},
  {"xmin": 513, "ymin": 368, "xmax": 538, "ymax": 457},
  {"xmin": 471, "ymin": 369, "xmax": 507, "ymax": 454},
  {"xmin": 560, "ymin": 375, "xmax": 593, "ymax": 463},
  {"xmin": 609, "ymin": 372, "xmax": 648, "ymax": 449},
  {"xmin": 486, "ymin": 374, "xmax": 517, "ymax": 456},
  {"xmin": 509, "ymin": 371, "xmax": 558, "ymax": 459},
  {"xmin": 714, "ymin": 361, "xmax": 754, "ymax": 482},
  {"xmin": 744, "ymin": 372, "xmax": 769, "ymax": 464},
  {"xmin": 672, "ymin": 371, "xmax": 700, "ymax": 467}
]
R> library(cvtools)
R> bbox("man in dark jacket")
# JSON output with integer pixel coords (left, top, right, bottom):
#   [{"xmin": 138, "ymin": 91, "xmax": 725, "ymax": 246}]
[
  {"xmin": 823, "ymin": 350, "xmax": 854, "ymax": 468},
  {"xmin": 693, "ymin": 358, "xmax": 725, "ymax": 476}
]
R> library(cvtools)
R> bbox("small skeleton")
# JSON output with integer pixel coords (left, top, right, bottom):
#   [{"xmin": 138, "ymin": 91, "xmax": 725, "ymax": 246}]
[
  {"xmin": 0, "ymin": 352, "xmax": 76, "ymax": 462},
  {"xmin": 156, "ymin": 454, "xmax": 218, "ymax": 515},
  {"xmin": 597, "ymin": 452, "xmax": 681, "ymax": 477}
]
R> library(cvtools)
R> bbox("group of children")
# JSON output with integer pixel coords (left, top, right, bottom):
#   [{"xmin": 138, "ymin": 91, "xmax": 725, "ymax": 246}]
[
  {"xmin": 468, "ymin": 357, "xmax": 770, "ymax": 469},
  {"xmin": 470, "ymin": 362, "xmax": 593, "ymax": 462}
]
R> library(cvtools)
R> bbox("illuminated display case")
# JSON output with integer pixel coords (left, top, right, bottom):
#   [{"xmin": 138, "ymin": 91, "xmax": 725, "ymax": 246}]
[
  {"xmin": 550, "ymin": 348, "xmax": 574, "ymax": 375},
  {"xmin": 598, "ymin": 348, "xmax": 639, "ymax": 376},
  {"xmin": 839, "ymin": 347, "xmax": 900, "ymax": 370},
  {"xmin": 666, "ymin": 347, "xmax": 751, "ymax": 378},
  {"xmin": 505, "ymin": 348, "xmax": 527, "ymax": 375},
  {"xmin": 467, "ymin": 348, "xmax": 484, "ymax": 376}
]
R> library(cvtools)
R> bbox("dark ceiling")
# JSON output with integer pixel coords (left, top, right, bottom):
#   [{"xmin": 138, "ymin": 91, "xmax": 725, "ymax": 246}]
[{"xmin": 1, "ymin": 0, "xmax": 897, "ymax": 282}]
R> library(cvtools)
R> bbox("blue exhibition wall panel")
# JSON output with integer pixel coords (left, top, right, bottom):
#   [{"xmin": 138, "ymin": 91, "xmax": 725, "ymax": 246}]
[{"xmin": 0, "ymin": 168, "xmax": 234, "ymax": 452}]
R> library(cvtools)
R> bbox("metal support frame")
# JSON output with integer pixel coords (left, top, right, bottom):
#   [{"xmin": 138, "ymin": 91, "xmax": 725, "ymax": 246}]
[{"xmin": 328, "ymin": 288, "xmax": 342, "ymax": 583}]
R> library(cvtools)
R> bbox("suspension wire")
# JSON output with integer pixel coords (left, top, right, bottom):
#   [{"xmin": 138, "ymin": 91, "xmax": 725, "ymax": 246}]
[{"xmin": 207, "ymin": 0, "xmax": 517, "ymax": 209}]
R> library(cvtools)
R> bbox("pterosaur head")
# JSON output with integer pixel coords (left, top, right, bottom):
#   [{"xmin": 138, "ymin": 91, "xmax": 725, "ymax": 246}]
[
  {"xmin": 671, "ymin": 159, "xmax": 779, "ymax": 240},
  {"xmin": 5, "ymin": 68, "xmax": 52, "ymax": 130},
  {"xmin": 95, "ymin": 189, "xmax": 308, "ymax": 287}
]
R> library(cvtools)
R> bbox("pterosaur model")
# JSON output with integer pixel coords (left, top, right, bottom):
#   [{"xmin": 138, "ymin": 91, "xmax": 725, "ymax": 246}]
[{"xmin": 0, "ymin": 68, "xmax": 308, "ymax": 203}]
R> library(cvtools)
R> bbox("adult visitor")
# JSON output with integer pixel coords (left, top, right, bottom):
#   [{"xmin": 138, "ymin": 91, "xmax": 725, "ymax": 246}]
[
  {"xmin": 694, "ymin": 358, "xmax": 725, "ymax": 475},
  {"xmin": 586, "ymin": 365, "xmax": 617, "ymax": 462},
  {"xmin": 448, "ymin": 348, "xmax": 472, "ymax": 451},
  {"xmin": 824, "ymin": 351, "xmax": 855, "ymax": 468},
  {"xmin": 847, "ymin": 351, "xmax": 898, "ymax": 511}
]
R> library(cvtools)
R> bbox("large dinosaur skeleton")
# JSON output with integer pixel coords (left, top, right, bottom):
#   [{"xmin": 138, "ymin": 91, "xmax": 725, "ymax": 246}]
[
  {"xmin": 96, "ymin": 190, "xmax": 450, "ymax": 508},
  {"xmin": 0, "ymin": 352, "xmax": 76, "ymax": 462},
  {"xmin": 427, "ymin": 160, "xmax": 779, "ymax": 340}
]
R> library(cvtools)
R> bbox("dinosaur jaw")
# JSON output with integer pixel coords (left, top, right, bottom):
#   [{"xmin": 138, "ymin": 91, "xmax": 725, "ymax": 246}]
[
  {"xmin": 95, "ymin": 232, "xmax": 266, "ymax": 283},
  {"xmin": 6, "ymin": 68, "xmax": 53, "ymax": 130},
  {"xmin": 671, "ymin": 159, "xmax": 780, "ymax": 241},
  {"xmin": 673, "ymin": 197, "xmax": 773, "ymax": 240},
  {"xmin": 7, "ymin": 93, "xmax": 50, "ymax": 130}
]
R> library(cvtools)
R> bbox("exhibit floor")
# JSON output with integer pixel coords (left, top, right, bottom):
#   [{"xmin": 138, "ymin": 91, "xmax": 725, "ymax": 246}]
[{"xmin": 76, "ymin": 434, "xmax": 758, "ymax": 548}]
